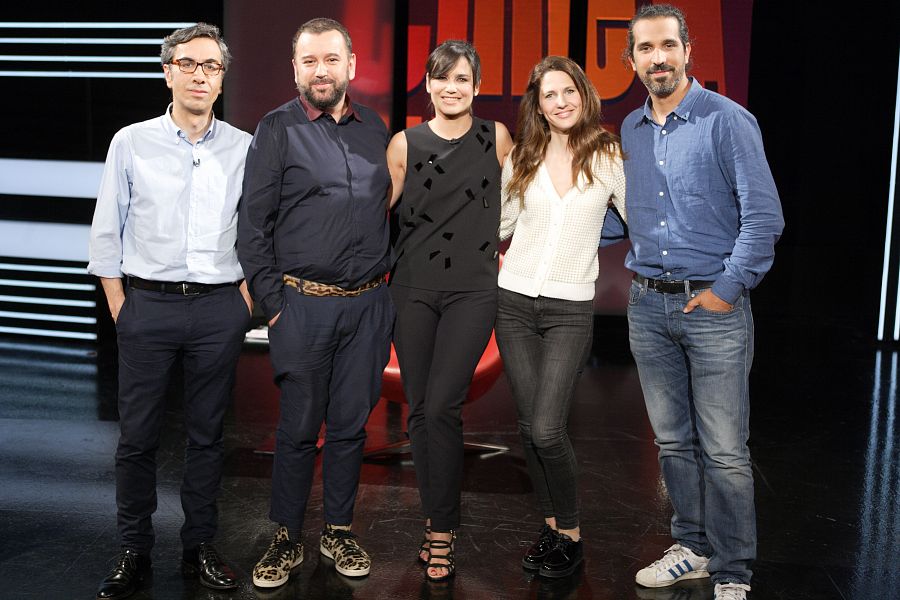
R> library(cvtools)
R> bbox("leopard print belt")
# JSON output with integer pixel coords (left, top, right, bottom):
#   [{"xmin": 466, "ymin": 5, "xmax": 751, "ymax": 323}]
[{"xmin": 283, "ymin": 273, "xmax": 385, "ymax": 297}]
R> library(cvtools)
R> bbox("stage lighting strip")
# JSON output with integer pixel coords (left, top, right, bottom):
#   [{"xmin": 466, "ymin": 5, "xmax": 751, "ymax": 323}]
[
  {"xmin": 877, "ymin": 48, "xmax": 900, "ymax": 341},
  {"xmin": 0, "ymin": 21, "xmax": 194, "ymax": 79},
  {"xmin": 0, "ymin": 258, "xmax": 97, "ymax": 340}
]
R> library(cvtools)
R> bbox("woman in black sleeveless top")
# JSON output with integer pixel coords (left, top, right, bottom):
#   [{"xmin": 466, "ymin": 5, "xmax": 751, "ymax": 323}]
[{"xmin": 386, "ymin": 39, "xmax": 512, "ymax": 582}]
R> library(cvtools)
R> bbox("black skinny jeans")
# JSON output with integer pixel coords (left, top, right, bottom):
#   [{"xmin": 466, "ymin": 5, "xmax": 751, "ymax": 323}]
[
  {"xmin": 390, "ymin": 284, "xmax": 497, "ymax": 532},
  {"xmin": 494, "ymin": 288, "xmax": 593, "ymax": 530}
]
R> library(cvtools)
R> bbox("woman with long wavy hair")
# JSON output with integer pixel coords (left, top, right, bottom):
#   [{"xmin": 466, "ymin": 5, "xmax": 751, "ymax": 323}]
[
  {"xmin": 496, "ymin": 55, "xmax": 625, "ymax": 578},
  {"xmin": 386, "ymin": 39, "xmax": 513, "ymax": 582}
]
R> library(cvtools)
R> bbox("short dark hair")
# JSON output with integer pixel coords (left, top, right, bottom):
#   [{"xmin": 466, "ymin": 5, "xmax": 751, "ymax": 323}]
[
  {"xmin": 623, "ymin": 4, "xmax": 691, "ymax": 62},
  {"xmin": 426, "ymin": 39, "xmax": 482, "ymax": 85},
  {"xmin": 160, "ymin": 23, "xmax": 231, "ymax": 71},
  {"xmin": 292, "ymin": 18, "xmax": 352, "ymax": 57}
]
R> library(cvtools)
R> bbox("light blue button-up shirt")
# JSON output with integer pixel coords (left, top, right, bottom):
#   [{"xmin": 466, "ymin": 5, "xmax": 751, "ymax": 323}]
[
  {"xmin": 605, "ymin": 78, "xmax": 784, "ymax": 303},
  {"xmin": 88, "ymin": 106, "xmax": 252, "ymax": 283}
]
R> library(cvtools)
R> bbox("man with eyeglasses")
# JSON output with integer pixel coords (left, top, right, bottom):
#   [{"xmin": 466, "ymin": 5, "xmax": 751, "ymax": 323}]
[
  {"xmin": 88, "ymin": 23, "xmax": 251, "ymax": 600},
  {"xmin": 238, "ymin": 17, "xmax": 393, "ymax": 588}
]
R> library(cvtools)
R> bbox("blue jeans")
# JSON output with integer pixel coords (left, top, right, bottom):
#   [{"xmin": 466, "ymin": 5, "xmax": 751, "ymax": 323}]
[
  {"xmin": 495, "ymin": 289, "xmax": 594, "ymax": 530},
  {"xmin": 627, "ymin": 279, "xmax": 756, "ymax": 585}
]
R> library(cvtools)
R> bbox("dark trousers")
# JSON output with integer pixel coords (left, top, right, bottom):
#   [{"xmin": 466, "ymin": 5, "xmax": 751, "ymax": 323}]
[
  {"xmin": 268, "ymin": 284, "xmax": 393, "ymax": 530},
  {"xmin": 494, "ymin": 288, "xmax": 593, "ymax": 530},
  {"xmin": 114, "ymin": 284, "xmax": 250, "ymax": 553},
  {"xmin": 390, "ymin": 285, "xmax": 497, "ymax": 531}
]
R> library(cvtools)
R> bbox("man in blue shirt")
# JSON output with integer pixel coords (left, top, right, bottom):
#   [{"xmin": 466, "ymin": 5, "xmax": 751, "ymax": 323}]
[
  {"xmin": 88, "ymin": 23, "xmax": 251, "ymax": 600},
  {"xmin": 612, "ymin": 6, "xmax": 784, "ymax": 600},
  {"xmin": 238, "ymin": 18, "xmax": 393, "ymax": 589}
]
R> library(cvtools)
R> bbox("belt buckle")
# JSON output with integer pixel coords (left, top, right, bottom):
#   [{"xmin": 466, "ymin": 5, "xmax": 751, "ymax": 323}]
[{"xmin": 181, "ymin": 283, "xmax": 201, "ymax": 296}]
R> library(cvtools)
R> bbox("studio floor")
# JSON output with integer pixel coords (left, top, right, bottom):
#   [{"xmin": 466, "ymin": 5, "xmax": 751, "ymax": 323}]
[{"xmin": 0, "ymin": 315, "xmax": 896, "ymax": 600}]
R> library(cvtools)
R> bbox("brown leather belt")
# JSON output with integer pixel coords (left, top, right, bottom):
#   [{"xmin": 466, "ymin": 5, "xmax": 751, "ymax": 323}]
[{"xmin": 283, "ymin": 274, "xmax": 385, "ymax": 297}]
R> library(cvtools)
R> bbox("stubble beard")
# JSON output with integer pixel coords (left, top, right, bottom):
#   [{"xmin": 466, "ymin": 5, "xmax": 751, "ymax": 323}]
[
  {"xmin": 641, "ymin": 66, "xmax": 684, "ymax": 98},
  {"xmin": 298, "ymin": 77, "xmax": 348, "ymax": 111}
]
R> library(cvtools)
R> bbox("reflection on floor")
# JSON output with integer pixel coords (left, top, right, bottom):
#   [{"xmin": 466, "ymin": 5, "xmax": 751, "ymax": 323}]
[{"xmin": 0, "ymin": 317, "xmax": 896, "ymax": 600}]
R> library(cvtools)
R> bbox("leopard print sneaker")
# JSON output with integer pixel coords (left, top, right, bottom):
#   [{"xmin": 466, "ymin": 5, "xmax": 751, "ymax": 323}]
[
  {"xmin": 252, "ymin": 526, "xmax": 303, "ymax": 588},
  {"xmin": 319, "ymin": 524, "xmax": 371, "ymax": 577}
]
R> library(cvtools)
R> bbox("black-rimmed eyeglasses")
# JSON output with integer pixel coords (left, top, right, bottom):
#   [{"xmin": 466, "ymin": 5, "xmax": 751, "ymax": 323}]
[{"xmin": 170, "ymin": 58, "xmax": 224, "ymax": 76}]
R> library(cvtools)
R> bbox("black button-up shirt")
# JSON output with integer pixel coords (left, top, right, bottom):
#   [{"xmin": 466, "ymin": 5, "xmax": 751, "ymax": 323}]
[{"xmin": 238, "ymin": 97, "xmax": 391, "ymax": 320}]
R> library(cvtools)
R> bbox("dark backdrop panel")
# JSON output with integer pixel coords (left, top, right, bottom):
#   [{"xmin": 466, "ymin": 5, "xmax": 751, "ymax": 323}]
[
  {"xmin": 0, "ymin": 2, "xmax": 224, "ymax": 162},
  {"xmin": 746, "ymin": 2, "xmax": 899, "ymax": 335}
]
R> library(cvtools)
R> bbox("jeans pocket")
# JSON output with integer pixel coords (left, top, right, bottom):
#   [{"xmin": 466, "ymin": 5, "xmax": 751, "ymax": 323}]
[{"xmin": 627, "ymin": 281, "xmax": 645, "ymax": 306}]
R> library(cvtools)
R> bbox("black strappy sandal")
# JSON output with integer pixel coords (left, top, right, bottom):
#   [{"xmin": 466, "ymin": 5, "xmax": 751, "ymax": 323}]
[
  {"xmin": 418, "ymin": 525, "xmax": 431, "ymax": 564},
  {"xmin": 425, "ymin": 532, "xmax": 456, "ymax": 582}
]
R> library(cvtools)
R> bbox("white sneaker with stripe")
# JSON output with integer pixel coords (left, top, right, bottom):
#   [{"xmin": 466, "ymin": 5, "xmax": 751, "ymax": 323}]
[
  {"xmin": 714, "ymin": 582, "xmax": 751, "ymax": 599},
  {"xmin": 635, "ymin": 543, "xmax": 710, "ymax": 588}
]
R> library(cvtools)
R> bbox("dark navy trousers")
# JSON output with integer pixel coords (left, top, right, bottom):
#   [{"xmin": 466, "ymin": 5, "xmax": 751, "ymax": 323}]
[
  {"xmin": 114, "ymin": 284, "xmax": 251, "ymax": 553},
  {"xmin": 267, "ymin": 284, "xmax": 394, "ymax": 531}
]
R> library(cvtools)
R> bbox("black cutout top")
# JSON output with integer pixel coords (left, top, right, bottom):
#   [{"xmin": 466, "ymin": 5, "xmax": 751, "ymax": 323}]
[{"xmin": 391, "ymin": 118, "xmax": 501, "ymax": 291}]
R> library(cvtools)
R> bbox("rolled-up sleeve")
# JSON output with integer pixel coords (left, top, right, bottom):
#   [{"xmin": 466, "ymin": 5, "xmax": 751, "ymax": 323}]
[
  {"xmin": 87, "ymin": 130, "xmax": 132, "ymax": 278},
  {"xmin": 237, "ymin": 117, "xmax": 286, "ymax": 321},
  {"xmin": 711, "ymin": 110, "xmax": 784, "ymax": 304}
]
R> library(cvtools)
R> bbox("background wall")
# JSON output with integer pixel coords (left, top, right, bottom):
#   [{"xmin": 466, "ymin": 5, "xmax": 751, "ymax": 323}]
[{"xmin": 0, "ymin": 0, "xmax": 897, "ymax": 340}]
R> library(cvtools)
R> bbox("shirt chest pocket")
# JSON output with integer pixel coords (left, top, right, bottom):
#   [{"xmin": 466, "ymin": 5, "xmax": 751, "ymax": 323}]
[{"xmin": 667, "ymin": 148, "xmax": 732, "ymax": 202}]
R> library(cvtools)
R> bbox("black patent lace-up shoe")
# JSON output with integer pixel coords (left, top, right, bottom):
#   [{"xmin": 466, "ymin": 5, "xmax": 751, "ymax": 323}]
[
  {"xmin": 522, "ymin": 525, "xmax": 559, "ymax": 570},
  {"xmin": 96, "ymin": 548, "xmax": 151, "ymax": 600},
  {"xmin": 539, "ymin": 533, "xmax": 583, "ymax": 578},
  {"xmin": 182, "ymin": 542, "xmax": 238, "ymax": 590}
]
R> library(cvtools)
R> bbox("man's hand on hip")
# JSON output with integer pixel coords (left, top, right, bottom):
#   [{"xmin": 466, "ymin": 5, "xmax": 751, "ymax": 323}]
[{"xmin": 683, "ymin": 289, "xmax": 733, "ymax": 314}]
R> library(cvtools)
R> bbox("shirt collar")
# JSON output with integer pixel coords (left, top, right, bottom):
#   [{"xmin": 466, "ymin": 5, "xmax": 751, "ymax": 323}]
[
  {"xmin": 639, "ymin": 76, "xmax": 703, "ymax": 125},
  {"xmin": 298, "ymin": 93, "xmax": 360, "ymax": 123},
  {"xmin": 163, "ymin": 103, "xmax": 217, "ymax": 144}
]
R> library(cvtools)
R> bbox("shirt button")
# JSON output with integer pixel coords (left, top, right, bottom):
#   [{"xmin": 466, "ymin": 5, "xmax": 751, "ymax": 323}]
[
  {"xmin": 658, "ymin": 191, "xmax": 664, "ymax": 197},
  {"xmin": 658, "ymin": 160, "xmax": 664, "ymax": 166},
  {"xmin": 660, "ymin": 221, "xmax": 666, "ymax": 226},
  {"xmin": 662, "ymin": 250, "xmax": 668, "ymax": 256},
  {"xmin": 662, "ymin": 130, "xmax": 667, "ymax": 135},
  {"xmin": 666, "ymin": 271, "xmax": 672, "ymax": 276}
]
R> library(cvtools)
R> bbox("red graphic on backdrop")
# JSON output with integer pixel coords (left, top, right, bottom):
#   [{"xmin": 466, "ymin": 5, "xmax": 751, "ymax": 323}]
[{"xmin": 407, "ymin": 0, "xmax": 751, "ymax": 133}]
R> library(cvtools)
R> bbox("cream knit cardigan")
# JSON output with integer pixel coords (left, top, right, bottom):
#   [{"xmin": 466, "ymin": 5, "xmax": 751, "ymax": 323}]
[{"xmin": 498, "ymin": 151, "xmax": 626, "ymax": 301}]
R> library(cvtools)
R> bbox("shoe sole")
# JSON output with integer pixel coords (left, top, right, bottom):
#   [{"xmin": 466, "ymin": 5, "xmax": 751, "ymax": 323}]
[
  {"xmin": 320, "ymin": 542, "xmax": 371, "ymax": 577},
  {"xmin": 96, "ymin": 582, "xmax": 143, "ymax": 600},
  {"xmin": 539, "ymin": 556, "xmax": 583, "ymax": 579},
  {"xmin": 635, "ymin": 569, "xmax": 710, "ymax": 588},
  {"xmin": 181, "ymin": 562, "xmax": 238, "ymax": 590},
  {"xmin": 252, "ymin": 554, "xmax": 304, "ymax": 589},
  {"xmin": 522, "ymin": 558, "xmax": 542, "ymax": 571}
]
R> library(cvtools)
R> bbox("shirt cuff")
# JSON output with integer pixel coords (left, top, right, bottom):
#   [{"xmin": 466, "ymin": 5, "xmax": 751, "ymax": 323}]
[
  {"xmin": 261, "ymin": 290, "xmax": 286, "ymax": 322},
  {"xmin": 87, "ymin": 262, "xmax": 124, "ymax": 279},
  {"xmin": 711, "ymin": 277, "xmax": 744, "ymax": 306}
]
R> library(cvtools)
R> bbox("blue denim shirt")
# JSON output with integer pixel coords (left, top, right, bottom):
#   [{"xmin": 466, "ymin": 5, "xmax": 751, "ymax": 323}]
[{"xmin": 604, "ymin": 78, "xmax": 783, "ymax": 304}]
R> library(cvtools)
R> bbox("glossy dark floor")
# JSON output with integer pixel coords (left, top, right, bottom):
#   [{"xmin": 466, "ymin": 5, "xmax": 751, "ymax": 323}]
[{"xmin": 0, "ymin": 316, "xmax": 897, "ymax": 600}]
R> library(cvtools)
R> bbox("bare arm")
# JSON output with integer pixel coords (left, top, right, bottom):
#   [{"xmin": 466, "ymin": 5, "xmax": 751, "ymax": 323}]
[
  {"xmin": 495, "ymin": 122, "xmax": 514, "ymax": 166},
  {"xmin": 99, "ymin": 277, "xmax": 126, "ymax": 323},
  {"xmin": 387, "ymin": 131, "xmax": 408, "ymax": 209}
]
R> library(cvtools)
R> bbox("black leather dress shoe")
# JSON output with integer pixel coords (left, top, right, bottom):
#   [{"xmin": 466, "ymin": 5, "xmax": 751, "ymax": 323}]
[
  {"xmin": 539, "ymin": 533, "xmax": 583, "ymax": 578},
  {"xmin": 96, "ymin": 548, "xmax": 151, "ymax": 600},
  {"xmin": 522, "ymin": 525, "xmax": 559, "ymax": 570},
  {"xmin": 182, "ymin": 542, "xmax": 238, "ymax": 590}
]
